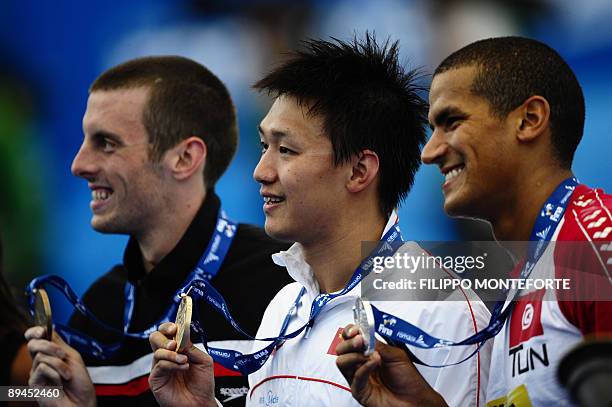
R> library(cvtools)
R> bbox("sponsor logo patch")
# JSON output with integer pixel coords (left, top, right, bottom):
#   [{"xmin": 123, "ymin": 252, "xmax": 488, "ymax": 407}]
[{"xmin": 509, "ymin": 290, "xmax": 545, "ymax": 348}]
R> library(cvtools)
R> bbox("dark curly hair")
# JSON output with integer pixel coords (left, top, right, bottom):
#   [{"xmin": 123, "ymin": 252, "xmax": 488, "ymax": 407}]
[{"xmin": 435, "ymin": 36, "xmax": 585, "ymax": 168}]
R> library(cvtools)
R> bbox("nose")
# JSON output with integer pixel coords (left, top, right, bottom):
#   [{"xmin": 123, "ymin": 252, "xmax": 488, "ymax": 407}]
[
  {"xmin": 253, "ymin": 150, "xmax": 276, "ymax": 185},
  {"xmin": 71, "ymin": 142, "xmax": 98, "ymax": 180},
  {"xmin": 421, "ymin": 130, "xmax": 447, "ymax": 165}
]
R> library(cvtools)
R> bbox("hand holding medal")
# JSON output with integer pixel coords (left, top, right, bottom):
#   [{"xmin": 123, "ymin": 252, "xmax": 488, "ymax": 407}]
[{"xmin": 23, "ymin": 210, "xmax": 237, "ymax": 361}]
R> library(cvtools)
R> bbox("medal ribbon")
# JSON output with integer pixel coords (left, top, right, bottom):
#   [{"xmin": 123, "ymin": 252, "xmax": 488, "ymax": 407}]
[
  {"xmin": 184, "ymin": 221, "xmax": 403, "ymax": 375},
  {"xmin": 26, "ymin": 209, "xmax": 237, "ymax": 360},
  {"xmin": 365, "ymin": 177, "xmax": 579, "ymax": 367}
]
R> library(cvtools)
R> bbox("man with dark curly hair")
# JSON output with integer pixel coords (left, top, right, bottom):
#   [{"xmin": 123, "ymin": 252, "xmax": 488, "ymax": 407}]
[{"xmin": 336, "ymin": 36, "xmax": 612, "ymax": 407}]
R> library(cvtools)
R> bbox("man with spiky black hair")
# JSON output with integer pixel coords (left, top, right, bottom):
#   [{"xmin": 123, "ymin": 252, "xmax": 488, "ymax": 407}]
[{"xmin": 149, "ymin": 33, "xmax": 491, "ymax": 407}]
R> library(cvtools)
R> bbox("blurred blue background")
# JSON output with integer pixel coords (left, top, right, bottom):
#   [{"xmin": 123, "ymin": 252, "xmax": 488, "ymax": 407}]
[{"xmin": 1, "ymin": 0, "xmax": 610, "ymax": 322}]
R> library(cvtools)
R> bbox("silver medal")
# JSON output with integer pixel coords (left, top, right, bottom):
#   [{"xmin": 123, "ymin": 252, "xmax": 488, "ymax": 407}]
[{"xmin": 353, "ymin": 297, "xmax": 375, "ymax": 355}]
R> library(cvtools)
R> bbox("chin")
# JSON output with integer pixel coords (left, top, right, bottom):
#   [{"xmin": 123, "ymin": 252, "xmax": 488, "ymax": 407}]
[
  {"xmin": 264, "ymin": 222, "xmax": 296, "ymax": 243},
  {"xmin": 443, "ymin": 196, "xmax": 468, "ymax": 218},
  {"xmin": 263, "ymin": 221, "xmax": 280, "ymax": 238},
  {"xmin": 91, "ymin": 223, "xmax": 114, "ymax": 234},
  {"xmin": 91, "ymin": 216, "xmax": 125, "ymax": 235},
  {"xmin": 444, "ymin": 193, "xmax": 486, "ymax": 220}
]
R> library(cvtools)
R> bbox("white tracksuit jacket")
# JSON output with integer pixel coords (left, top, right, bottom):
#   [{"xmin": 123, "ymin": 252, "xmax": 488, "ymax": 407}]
[{"xmin": 247, "ymin": 217, "xmax": 492, "ymax": 406}]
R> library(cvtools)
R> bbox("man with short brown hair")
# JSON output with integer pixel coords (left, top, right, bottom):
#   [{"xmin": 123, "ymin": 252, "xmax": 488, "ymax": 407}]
[{"xmin": 25, "ymin": 55, "xmax": 290, "ymax": 406}]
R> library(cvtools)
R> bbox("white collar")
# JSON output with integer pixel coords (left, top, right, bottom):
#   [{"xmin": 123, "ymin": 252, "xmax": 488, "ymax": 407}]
[{"xmin": 272, "ymin": 210, "xmax": 399, "ymax": 299}]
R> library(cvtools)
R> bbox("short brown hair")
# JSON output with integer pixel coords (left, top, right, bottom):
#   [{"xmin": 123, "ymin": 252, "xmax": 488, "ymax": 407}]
[{"xmin": 91, "ymin": 56, "xmax": 238, "ymax": 187}]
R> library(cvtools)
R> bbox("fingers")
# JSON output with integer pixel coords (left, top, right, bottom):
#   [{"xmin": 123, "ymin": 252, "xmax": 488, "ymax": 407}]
[
  {"xmin": 150, "ymin": 331, "xmax": 176, "ymax": 353},
  {"xmin": 29, "ymin": 361, "xmax": 62, "ymax": 387},
  {"xmin": 32, "ymin": 353, "xmax": 72, "ymax": 381},
  {"xmin": 351, "ymin": 350, "xmax": 381, "ymax": 400},
  {"xmin": 185, "ymin": 344, "xmax": 213, "ymax": 365},
  {"xmin": 25, "ymin": 326, "xmax": 47, "ymax": 341},
  {"xmin": 375, "ymin": 341, "xmax": 414, "ymax": 367},
  {"xmin": 149, "ymin": 323, "xmax": 178, "ymax": 352},
  {"xmin": 336, "ymin": 330, "xmax": 366, "ymax": 356},
  {"xmin": 27, "ymin": 338, "xmax": 66, "ymax": 360},
  {"xmin": 335, "ymin": 325, "xmax": 372, "ymax": 385},
  {"xmin": 151, "ymin": 348, "xmax": 190, "ymax": 385},
  {"xmin": 152, "ymin": 336, "xmax": 190, "ymax": 379},
  {"xmin": 341, "ymin": 324, "xmax": 359, "ymax": 340},
  {"xmin": 152, "ymin": 359, "xmax": 190, "ymax": 376},
  {"xmin": 51, "ymin": 329, "xmax": 69, "ymax": 347},
  {"xmin": 159, "ymin": 322, "xmax": 177, "ymax": 336},
  {"xmin": 336, "ymin": 351, "xmax": 369, "ymax": 385},
  {"xmin": 154, "ymin": 348, "xmax": 188, "ymax": 365}
]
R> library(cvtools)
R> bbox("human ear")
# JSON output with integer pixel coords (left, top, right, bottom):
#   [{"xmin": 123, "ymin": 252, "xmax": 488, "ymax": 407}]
[
  {"xmin": 516, "ymin": 95, "xmax": 550, "ymax": 143},
  {"xmin": 167, "ymin": 136, "xmax": 207, "ymax": 181},
  {"xmin": 346, "ymin": 149, "xmax": 379, "ymax": 193}
]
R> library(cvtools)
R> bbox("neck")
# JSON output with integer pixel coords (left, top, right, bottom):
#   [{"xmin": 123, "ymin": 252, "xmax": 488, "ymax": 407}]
[
  {"xmin": 138, "ymin": 189, "xmax": 206, "ymax": 273},
  {"xmin": 491, "ymin": 166, "xmax": 572, "ymax": 256},
  {"xmin": 302, "ymin": 209, "xmax": 387, "ymax": 293}
]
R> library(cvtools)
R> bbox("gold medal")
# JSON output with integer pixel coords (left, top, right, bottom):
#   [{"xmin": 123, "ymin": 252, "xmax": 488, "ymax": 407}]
[
  {"xmin": 174, "ymin": 294, "xmax": 193, "ymax": 352},
  {"xmin": 33, "ymin": 288, "xmax": 52, "ymax": 340}
]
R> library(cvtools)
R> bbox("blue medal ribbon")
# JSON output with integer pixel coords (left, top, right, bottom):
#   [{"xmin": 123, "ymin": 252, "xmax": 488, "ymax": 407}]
[
  {"xmin": 181, "ymin": 221, "xmax": 404, "ymax": 375},
  {"xmin": 28, "ymin": 178, "xmax": 577, "ymax": 370},
  {"xmin": 26, "ymin": 209, "xmax": 237, "ymax": 360},
  {"xmin": 363, "ymin": 177, "xmax": 579, "ymax": 367}
]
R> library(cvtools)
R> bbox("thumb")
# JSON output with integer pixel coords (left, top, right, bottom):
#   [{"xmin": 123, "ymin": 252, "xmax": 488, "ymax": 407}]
[
  {"xmin": 50, "ymin": 331, "xmax": 80, "ymax": 361},
  {"xmin": 185, "ymin": 344, "xmax": 212, "ymax": 365},
  {"xmin": 351, "ymin": 351, "xmax": 381, "ymax": 402},
  {"xmin": 51, "ymin": 330, "xmax": 68, "ymax": 347},
  {"xmin": 24, "ymin": 326, "xmax": 46, "ymax": 341},
  {"xmin": 376, "ymin": 341, "xmax": 413, "ymax": 365}
]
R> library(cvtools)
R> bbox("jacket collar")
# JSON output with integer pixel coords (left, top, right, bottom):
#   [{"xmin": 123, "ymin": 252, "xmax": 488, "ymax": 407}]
[{"xmin": 272, "ymin": 211, "xmax": 399, "ymax": 299}]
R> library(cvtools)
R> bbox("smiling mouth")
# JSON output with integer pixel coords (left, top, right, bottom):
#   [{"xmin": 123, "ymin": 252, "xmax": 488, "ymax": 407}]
[
  {"xmin": 90, "ymin": 188, "xmax": 114, "ymax": 211},
  {"xmin": 263, "ymin": 196, "xmax": 285, "ymax": 204},
  {"xmin": 443, "ymin": 165, "xmax": 465, "ymax": 183},
  {"xmin": 440, "ymin": 165, "xmax": 465, "ymax": 192},
  {"xmin": 92, "ymin": 189, "xmax": 113, "ymax": 201}
]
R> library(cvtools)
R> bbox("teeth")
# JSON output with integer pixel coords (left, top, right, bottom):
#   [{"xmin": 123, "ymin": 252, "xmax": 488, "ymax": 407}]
[
  {"xmin": 92, "ymin": 189, "xmax": 111, "ymax": 201},
  {"xmin": 264, "ymin": 196, "xmax": 283, "ymax": 204},
  {"xmin": 445, "ymin": 167, "xmax": 464, "ymax": 182}
]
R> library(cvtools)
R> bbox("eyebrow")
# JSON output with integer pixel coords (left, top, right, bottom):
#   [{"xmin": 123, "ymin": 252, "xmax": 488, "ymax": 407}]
[
  {"xmin": 90, "ymin": 130, "xmax": 125, "ymax": 146},
  {"xmin": 257, "ymin": 125, "xmax": 291, "ymax": 140},
  {"xmin": 429, "ymin": 106, "xmax": 466, "ymax": 130}
]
